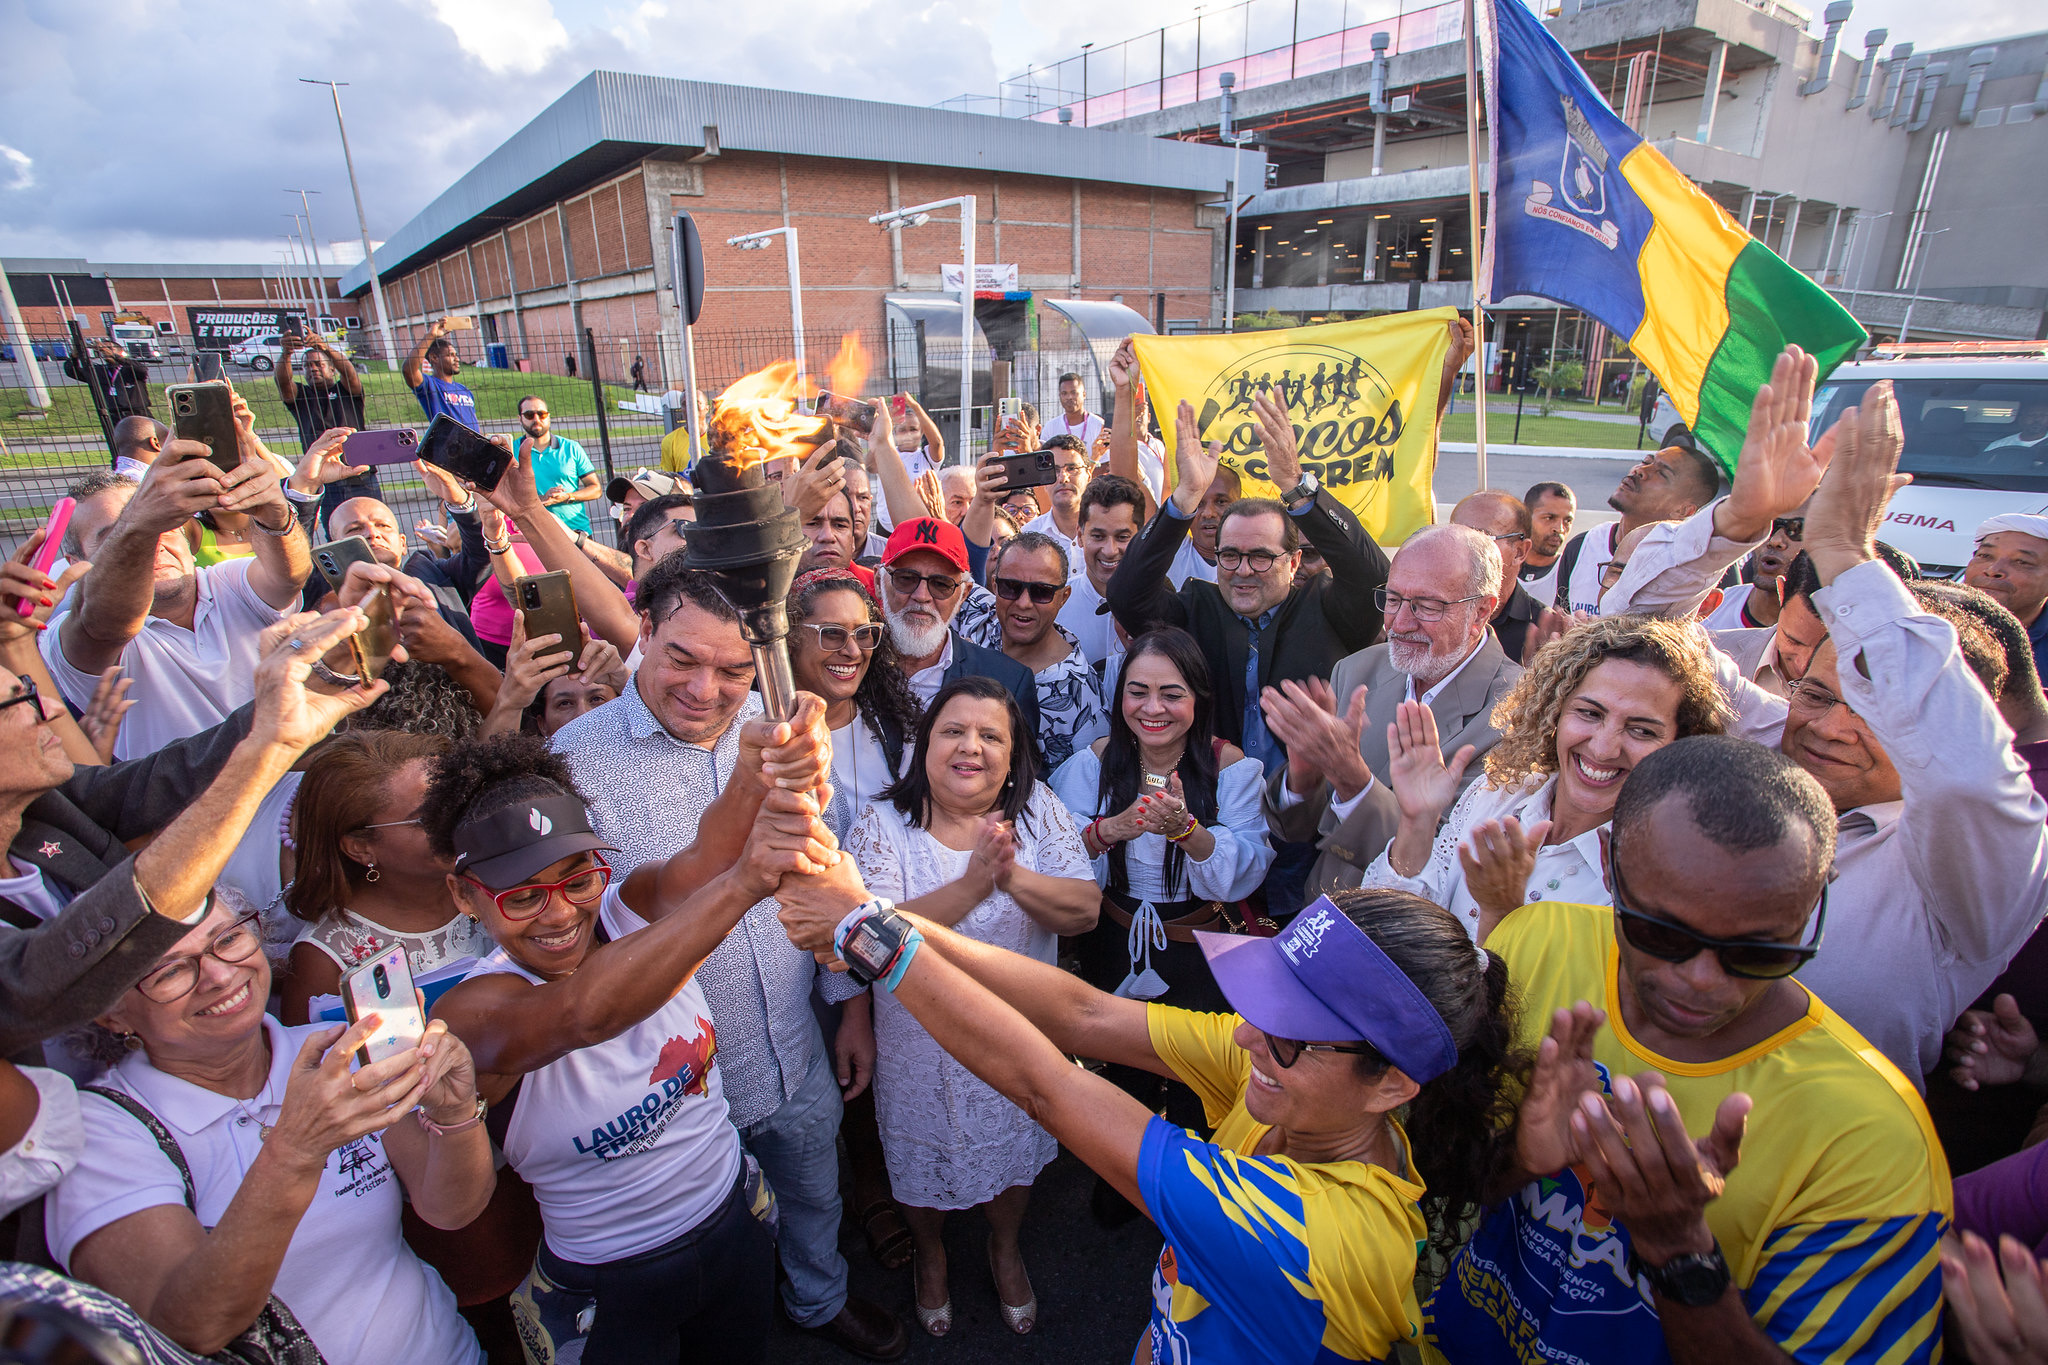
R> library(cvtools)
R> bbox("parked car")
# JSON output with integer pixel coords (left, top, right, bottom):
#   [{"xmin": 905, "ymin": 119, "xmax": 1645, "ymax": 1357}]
[
  {"xmin": 1808, "ymin": 342, "xmax": 2048, "ymax": 574},
  {"xmin": 229, "ymin": 333, "xmax": 285, "ymax": 371}
]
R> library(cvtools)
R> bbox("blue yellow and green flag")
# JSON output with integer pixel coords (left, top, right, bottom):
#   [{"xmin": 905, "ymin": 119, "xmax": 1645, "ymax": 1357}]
[{"xmin": 1479, "ymin": 0, "xmax": 1866, "ymax": 474}]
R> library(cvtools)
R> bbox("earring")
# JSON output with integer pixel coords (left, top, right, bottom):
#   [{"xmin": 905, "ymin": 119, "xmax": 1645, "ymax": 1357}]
[
  {"xmin": 120, "ymin": 1031, "xmax": 143, "ymax": 1052},
  {"xmin": 365, "ymin": 862, "xmax": 380, "ymax": 883}
]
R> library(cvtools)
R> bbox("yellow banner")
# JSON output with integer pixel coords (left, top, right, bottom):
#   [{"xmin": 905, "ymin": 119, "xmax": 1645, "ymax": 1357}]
[{"xmin": 1131, "ymin": 308, "xmax": 1453, "ymax": 546}]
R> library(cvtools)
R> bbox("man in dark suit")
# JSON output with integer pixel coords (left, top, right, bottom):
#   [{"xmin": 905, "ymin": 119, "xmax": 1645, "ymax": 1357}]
[
  {"xmin": 1450, "ymin": 490, "xmax": 1570, "ymax": 664},
  {"xmin": 878, "ymin": 517, "xmax": 1039, "ymax": 737},
  {"xmin": 1260, "ymin": 523, "xmax": 1523, "ymax": 894},
  {"xmin": 0, "ymin": 605, "xmax": 384, "ymax": 1059}
]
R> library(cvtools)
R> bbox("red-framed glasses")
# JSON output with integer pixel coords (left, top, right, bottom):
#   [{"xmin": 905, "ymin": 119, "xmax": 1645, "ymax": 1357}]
[{"xmin": 461, "ymin": 855, "xmax": 611, "ymax": 921}]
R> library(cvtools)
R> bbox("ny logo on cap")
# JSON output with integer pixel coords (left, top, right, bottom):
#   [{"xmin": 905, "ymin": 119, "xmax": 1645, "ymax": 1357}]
[
  {"xmin": 1280, "ymin": 906, "xmax": 1335, "ymax": 964},
  {"xmin": 913, "ymin": 520, "xmax": 941, "ymax": 545},
  {"xmin": 529, "ymin": 808, "xmax": 553, "ymax": 836}
]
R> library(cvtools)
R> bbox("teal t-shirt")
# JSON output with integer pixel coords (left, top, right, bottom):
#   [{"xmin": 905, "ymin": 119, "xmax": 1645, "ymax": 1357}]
[{"xmin": 526, "ymin": 435, "xmax": 597, "ymax": 532}]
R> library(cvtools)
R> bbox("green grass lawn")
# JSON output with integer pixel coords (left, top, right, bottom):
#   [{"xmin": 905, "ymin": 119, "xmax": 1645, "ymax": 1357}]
[{"xmin": 1439, "ymin": 411, "xmax": 1645, "ymax": 450}]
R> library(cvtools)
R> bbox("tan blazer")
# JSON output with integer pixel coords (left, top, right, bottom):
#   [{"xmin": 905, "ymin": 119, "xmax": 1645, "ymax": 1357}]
[{"xmin": 1264, "ymin": 634, "xmax": 1522, "ymax": 894}]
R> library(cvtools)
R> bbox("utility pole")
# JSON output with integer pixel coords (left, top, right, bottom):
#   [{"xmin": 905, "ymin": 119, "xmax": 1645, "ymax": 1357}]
[
  {"xmin": 285, "ymin": 189, "xmax": 327, "ymax": 315},
  {"xmin": 1897, "ymin": 225, "xmax": 1949, "ymax": 343},
  {"xmin": 302, "ymin": 78, "xmax": 400, "ymax": 370}
]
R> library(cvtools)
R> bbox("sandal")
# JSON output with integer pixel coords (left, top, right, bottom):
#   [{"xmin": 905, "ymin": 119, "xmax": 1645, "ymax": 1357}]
[
  {"xmin": 858, "ymin": 1199, "xmax": 913, "ymax": 1271},
  {"xmin": 912, "ymin": 1248, "xmax": 953, "ymax": 1338},
  {"xmin": 987, "ymin": 1236, "xmax": 1038, "ymax": 1335}
]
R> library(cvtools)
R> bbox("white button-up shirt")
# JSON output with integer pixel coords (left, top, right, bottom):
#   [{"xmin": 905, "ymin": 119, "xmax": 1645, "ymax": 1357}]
[{"xmin": 551, "ymin": 684, "xmax": 826, "ymax": 1128}]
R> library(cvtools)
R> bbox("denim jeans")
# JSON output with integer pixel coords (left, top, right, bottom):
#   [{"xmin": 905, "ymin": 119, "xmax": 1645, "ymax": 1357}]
[{"xmin": 740, "ymin": 1044, "xmax": 848, "ymax": 1327}]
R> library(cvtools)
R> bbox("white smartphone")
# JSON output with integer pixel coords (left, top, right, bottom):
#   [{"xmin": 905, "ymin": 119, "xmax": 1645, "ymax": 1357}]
[{"xmin": 340, "ymin": 946, "xmax": 427, "ymax": 1067}]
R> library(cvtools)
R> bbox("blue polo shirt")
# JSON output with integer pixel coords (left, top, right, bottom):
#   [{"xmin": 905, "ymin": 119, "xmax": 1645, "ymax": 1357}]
[
  {"xmin": 525, "ymin": 435, "xmax": 597, "ymax": 532},
  {"xmin": 413, "ymin": 373, "xmax": 480, "ymax": 431}
]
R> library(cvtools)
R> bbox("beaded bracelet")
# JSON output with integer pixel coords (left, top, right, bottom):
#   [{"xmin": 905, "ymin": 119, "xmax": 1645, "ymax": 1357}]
[{"xmin": 1166, "ymin": 814, "xmax": 1200, "ymax": 843}]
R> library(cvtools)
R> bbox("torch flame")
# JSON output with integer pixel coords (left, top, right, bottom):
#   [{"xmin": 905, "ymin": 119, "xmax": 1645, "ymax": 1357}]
[
  {"xmin": 709, "ymin": 361, "xmax": 824, "ymax": 472},
  {"xmin": 824, "ymin": 333, "xmax": 870, "ymax": 401}
]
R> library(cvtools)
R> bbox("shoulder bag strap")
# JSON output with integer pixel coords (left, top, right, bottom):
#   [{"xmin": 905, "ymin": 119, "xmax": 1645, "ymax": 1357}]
[{"xmin": 78, "ymin": 1085, "xmax": 197, "ymax": 1211}]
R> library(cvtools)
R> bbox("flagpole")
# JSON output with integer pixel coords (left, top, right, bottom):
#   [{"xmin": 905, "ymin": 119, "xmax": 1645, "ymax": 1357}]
[{"xmin": 1463, "ymin": 0, "xmax": 1489, "ymax": 489}]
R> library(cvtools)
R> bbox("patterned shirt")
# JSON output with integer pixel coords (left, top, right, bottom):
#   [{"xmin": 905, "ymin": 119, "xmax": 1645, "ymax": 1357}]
[{"xmin": 550, "ymin": 683, "xmax": 822, "ymax": 1128}]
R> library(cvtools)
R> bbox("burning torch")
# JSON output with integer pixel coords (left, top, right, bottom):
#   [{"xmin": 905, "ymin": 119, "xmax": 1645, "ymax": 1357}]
[{"xmin": 683, "ymin": 362, "xmax": 828, "ymax": 722}]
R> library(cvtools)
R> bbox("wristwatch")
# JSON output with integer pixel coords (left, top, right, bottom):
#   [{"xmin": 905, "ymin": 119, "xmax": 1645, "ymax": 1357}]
[
  {"xmin": 837, "ymin": 901, "xmax": 912, "ymax": 987},
  {"xmin": 1629, "ymin": 1242, "xmax": 1731, "ymax": 1307},
  {"xmin": 1280, "ymin": 469, "xmax": 1321, "ymax": 507}
]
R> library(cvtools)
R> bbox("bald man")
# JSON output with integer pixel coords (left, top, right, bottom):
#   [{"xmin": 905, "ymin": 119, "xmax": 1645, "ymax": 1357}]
[
  {"xmin": 302, "ymin": 482, "xmax": 491, "ymax": 647},
  {"xmin": 1965, "ymin": 513, "xmax": 2048, "ymax": 676},
  {"xmin": 1450, "ymin": 490, "xmax": 1568, "ymax": 663},
  {"xmin": 109, "ymin": 416, "xmax": 166, "ymax": 482}
]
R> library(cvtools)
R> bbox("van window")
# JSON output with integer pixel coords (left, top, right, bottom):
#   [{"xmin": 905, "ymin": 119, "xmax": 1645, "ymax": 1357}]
[{"xmin": 1812, "ymin": 380, "xmax": 2048, "ymax": 491}]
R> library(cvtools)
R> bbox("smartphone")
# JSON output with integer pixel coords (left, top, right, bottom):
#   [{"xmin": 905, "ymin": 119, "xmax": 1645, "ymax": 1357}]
[
  {"xmin": 890, "ymin": 393, "xmax": 921, "ymax": 440},
  {"xmin": 991, "ymin": 447, "xmax": 1059, "ymax": 490},
  {"xmin": 165, "ymin": 381, "xmax": 241, "ymax": 475},
  {"xmin": 999, "ymin": 396, "xmax": 1023, "ymax": 421},
  {"xmin": 814, "ymin": 390, "xmax": 878, "ymax": 428},
  {"xmin": 194, "ymin": 352, "xmax": 227, "ymax": 384},
  {"xmin": 515, "ymin": 571, "xmax": 580, "ymax": 657},
  {"xmin": 20, "ymin": 499, "xmax": 73, "ymax": 618},
  {"xmin": 343, "ymin": 428, "xmax": 421, "ymax": 467},
  {"xmin": 284, "ymin": 315, "xmax": 306, "ymax": 340},
  {"xmin": 314, "ymin": 535, "xmax": 379, "ymax": 593},
  {"xmin": 417, "ymin": 416, "xmax": 509, "ymax": 491},
  {"xmin": 442, "ymin": 315, "xmax": 476, "ymax": 332},
  {"xmin": 340, "ymin": 945, "xmax": 427, "ymax": 1068},
  {"xmin": 347, "ymin": 583, "xmax": 399, "ymax": 683}
]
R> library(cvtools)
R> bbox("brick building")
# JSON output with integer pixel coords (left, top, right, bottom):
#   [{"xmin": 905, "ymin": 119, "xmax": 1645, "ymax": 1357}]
[
  {"xmin": 1, "ymin": 258, "xmax": 350, "ymax": 337},
  {"xmin": 338, "ymin": 71, "xmax": 1255, "ymax": 408}
]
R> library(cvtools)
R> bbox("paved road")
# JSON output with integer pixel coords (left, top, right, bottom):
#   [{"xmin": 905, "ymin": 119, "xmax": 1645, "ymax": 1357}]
[{"xmin": 1433, "ymin": 447, "xmax": 1635, "ymax": 515}]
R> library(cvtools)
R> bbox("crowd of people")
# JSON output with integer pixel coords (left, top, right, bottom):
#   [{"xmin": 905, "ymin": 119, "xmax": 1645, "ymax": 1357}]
[{"xmin": 6, "ymin": 315, "xmax": 2048, "ymax": 1365}]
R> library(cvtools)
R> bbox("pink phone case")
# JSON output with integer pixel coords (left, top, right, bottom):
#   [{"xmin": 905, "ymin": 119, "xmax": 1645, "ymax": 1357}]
[
  {"xmin": 21, "ymin": 498, "xmax": 73, "ymax": 617},
  {"xmin": 343, "ymin": 428, "xmax": 423, "ymax": 467}
]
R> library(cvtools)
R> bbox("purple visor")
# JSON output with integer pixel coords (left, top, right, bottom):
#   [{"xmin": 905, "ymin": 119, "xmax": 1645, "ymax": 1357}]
[{"xmin": 1197, "ymin": 895, "xmax": 1459, "ymax": 1083}]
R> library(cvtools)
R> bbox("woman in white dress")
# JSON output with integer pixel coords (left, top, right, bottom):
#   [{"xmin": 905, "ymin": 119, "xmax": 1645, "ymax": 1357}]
[
  {"xmin": 845, "ymin": 676, "xmax": 1099, "ymax": 1338},
  {"xmin": 1363, "ymin": 615, "xmax": 1730, "ymax": 941}
]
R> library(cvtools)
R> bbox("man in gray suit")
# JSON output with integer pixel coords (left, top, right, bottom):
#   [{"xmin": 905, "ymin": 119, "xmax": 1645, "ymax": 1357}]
[{"xmin": 1259, "ymin": 524, "xmax": 1524, "ymax": 894}]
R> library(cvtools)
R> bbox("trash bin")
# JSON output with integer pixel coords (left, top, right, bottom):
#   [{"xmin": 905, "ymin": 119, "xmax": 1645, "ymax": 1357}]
[
  {"xmin": 515, "ymin": 358, "xmax": 533, "ymax": 373},
  {"xmin": 486, "ymin": 343, "xmax": 509, "ymax": 369}
]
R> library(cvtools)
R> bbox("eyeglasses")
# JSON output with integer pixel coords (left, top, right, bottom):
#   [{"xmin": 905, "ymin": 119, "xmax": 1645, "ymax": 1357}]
[
  {"xmin": 461, "ymin": 857, "xmax": 612, "ymax": 921},
  {"xmin": 1771, "ymin": 517, "xmax": 1805, "ymax": 540},
  {"xmin": 887, "ymin": 568, "xmax": 962, "ymax": 599},
  {"xmin": 1785, "ymin": 678, "xmax": 1857, "ymax": 721},
  {"xmin": 136, "ymin": 909, "xmax": 264, "ymax": 1003},
  {"xmin": 355, "ymin": 816, "xmax": 423, "ymax": 832},
  {"xmin": 1490, "ymin": 532, "xmax": 1529, "ymax": 545},
  {"xmin": 1374, "ymin": 588, "xmax": 1484, "ymax": 622},
  {"xmin": 1599, "ymin": 559, "xmax": 1629, "ymax": 587},
  {"xmin": 1263, "ymin": 1031, "xmax": 1384, "ymax": 1069},
  {"xmin": 1609, "ymin": 852, "xmax": 1826, "ymax": 980},
  {"xmin": 0, "ymin": 675, "xmax": 48, "ymax": 723},
  {"xmin": 1215, "ymin": 548, "xmax": 1284, "ymax": 573},
  {"xmin": 801, "ymin": 622, "xmax": 884, "ymax": 653},
  {"xmin": 1054, "ymin": 462, "xmax": 1087, "ymax": 481},
  {"xmin": 993, "ymin": 577, "xmax": 1061, "ymax": 605},
  {"xmin": 519, "ymin": 409, "xmax": 549, "ymax": 420}
]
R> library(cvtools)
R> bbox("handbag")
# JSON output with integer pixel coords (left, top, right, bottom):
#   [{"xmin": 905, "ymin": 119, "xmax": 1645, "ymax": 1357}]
[{"xmin": 80, "ymin": 1087, "xmax": 328, "ymax": 1365}]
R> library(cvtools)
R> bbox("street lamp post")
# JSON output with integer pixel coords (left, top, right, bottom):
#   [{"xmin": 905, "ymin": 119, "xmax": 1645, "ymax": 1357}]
[
  {"xmin": 1218, "ymin": 72, "xmax": 1255, "ymax": 333},
  {"xmin": 726, "ymin": 227, "xmax": 806, "ymax": 382},
  {"xmin": 285, "ymin": 189, "xmax": 327, "ymax": 315},
  {"xmin": 301, "ymin": 78, "xmax": 400, "ymax": 370},
  {"xmin": 1897, "ymin": 225, "xmax": 1949, "ymax": 344},
  {"xmin": 871, "ymin": 197, "xmax": 978, "ymax": 464},
  {"xmin": 1840, "ymin": 209, "xmax": 1892, "ymax": 320}
]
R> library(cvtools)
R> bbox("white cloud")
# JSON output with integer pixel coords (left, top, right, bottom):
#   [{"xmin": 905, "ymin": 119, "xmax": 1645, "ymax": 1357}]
[
  {"xmin": 0, "ymin": 146, "xmax": 32, "ymax": 192},
  {"xmin": 427, "ymin": 0, "xmax": 570, "ymax": 74}
]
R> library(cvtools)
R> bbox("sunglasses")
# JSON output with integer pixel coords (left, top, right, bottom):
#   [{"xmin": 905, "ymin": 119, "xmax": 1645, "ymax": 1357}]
[
  {"xmin": 1771, "ymin": 517, "xmax": 1805, "ymax": 540},
  {"xmin": 887, "ymin": 568, "xmax": 962, "ymax": 599},
  {"xmin": 801, "ymin": 622, "xmax": 884, "ymax": 653},
  {"xmin": 520, "ymin": 409, "xmax": 550, "ymax": 420},
  {"xmin": 993, "ymin": 576, "xmax": 1061, "ymax": 605},
  {"xmin": 1610, "ymin": 852, "xmax": 1825, "ymax": 980},
  {"xmin": 462, "ymin": 856, "xmax": 612, "ymax": 921},
  {"xmin": 1263, "ymin": 1031, "xmax": 1385, "ymax": 1069}
]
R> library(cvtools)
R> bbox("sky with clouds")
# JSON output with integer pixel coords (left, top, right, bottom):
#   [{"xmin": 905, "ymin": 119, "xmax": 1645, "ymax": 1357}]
[{"xmin": 0, "ymin": 0, "xmax": 2038, "ymax": 267}]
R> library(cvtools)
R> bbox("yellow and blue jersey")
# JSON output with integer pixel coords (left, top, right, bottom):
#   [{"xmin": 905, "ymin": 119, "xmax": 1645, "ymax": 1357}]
[
  {"xmin": 1138, "ymin": 1004, "xmax": 1431, "ymax": 1365},
  {"xmin": 1423, "ymin": 902, "xmax": 1951, "ymax": 1365}
]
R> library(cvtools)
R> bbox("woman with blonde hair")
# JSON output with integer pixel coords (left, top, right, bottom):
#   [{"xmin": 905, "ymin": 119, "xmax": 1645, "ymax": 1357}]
[{"xmin": 1362, "ymin": 614, "xmax": 1732, "ymax": 941}]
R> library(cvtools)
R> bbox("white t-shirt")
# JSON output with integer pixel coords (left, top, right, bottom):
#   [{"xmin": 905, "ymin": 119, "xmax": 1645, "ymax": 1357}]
[
  {"xmin": 463, "ymin": 884, "xmax": 741, "ymax": 1264},
  {"xmin": 1044, "ymin": 411, "xmax": 1104, "ymax": 448},
  {"xmin": 42, "ymin": 559, "xmax": 285, "ymax": 761},
  {"xmin": 49, "ymin": 1015, "xmax": 481, "ymax": 1365},
  {"xmin": 1518, "ymin": 557, "xmax": 1562, "ymax": 610},
  {"xmin": 1169, "ymin": 538, "xmax": 1218, "ymax": 586},
  {"xmin": 0, "ymin": 1066, "xmax": 83, "ymax": 1218},
  {"xmin": 1058, "ymin": 574, "xmax": 1119, "ymax": 671},
  {"xmin": 1021, "ymin": 509, "xmax": 1083, "ymax": 559},
  {"xmin": 1700, "ymin": 581, "xmax": 1756, "ymax": 631},
  {"xmin": 1557, "ymin": 524, "xmax": 1619, "ymax": 616}
]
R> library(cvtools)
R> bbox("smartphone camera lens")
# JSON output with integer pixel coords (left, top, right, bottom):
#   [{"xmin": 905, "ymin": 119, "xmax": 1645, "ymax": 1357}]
[{"xmin": 372, "ymin": 964, "xmax": 389, "ymax": 999}]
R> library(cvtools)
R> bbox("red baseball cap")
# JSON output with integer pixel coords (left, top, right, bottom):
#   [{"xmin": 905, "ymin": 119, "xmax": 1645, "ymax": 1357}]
[{"xmin": 882, "ymin": 517, "xmax": 971, "ymax": 574}]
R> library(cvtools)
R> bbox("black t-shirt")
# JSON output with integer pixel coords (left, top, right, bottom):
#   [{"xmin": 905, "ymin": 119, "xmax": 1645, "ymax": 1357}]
[{"xmin": 284, "ymin": 384, "xmax": 368, "ymax": 450}]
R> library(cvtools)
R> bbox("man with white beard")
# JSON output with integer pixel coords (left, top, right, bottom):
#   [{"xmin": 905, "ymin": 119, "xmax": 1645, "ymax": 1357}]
[
  {"xmin": 878, "ymin": 515, "xmax": 1040, "ymax": 735},
  {"xmin": 1259, "ymin": 523, "xmax": 1523, "ymax": 895}
]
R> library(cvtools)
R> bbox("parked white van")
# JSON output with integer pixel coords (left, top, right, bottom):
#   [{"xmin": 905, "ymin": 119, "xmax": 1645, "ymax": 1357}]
[{"xmin": 1808, "ymin": 342, "xmax": 2048, "ymax": 575}]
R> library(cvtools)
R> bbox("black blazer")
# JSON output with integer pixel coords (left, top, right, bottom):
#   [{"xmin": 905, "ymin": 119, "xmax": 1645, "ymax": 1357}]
[
  {"xmin": 1490, "ymin": 582, "xmax": 1546, "ymax": 664},
  {"xmin": 1104, "ymin": 492, "xmax": 1390, "ymax": 748},
  {"xmin": 0, "ymin": 706, "xmax": 256, "ymax": 1059}
]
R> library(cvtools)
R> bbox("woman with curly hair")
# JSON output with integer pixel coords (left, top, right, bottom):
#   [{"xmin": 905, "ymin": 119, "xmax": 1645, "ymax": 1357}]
[
  {"xmin": 1362, "ymin": 614, "xmax": 1731, "ymax": 942},
  {"xmin": 422, "ymin": 709, "xmax": 832, "ymax": 1364},
  {"xmin": 785, "ymin": 568, "xmax": 923, "ymax": 834}
]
